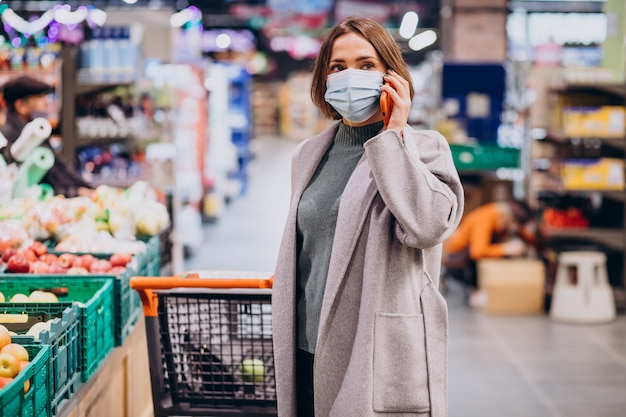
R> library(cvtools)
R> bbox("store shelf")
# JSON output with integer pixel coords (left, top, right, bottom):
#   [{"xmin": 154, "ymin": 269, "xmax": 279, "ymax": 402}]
[
  {"xmin": 543, "ymin": 226, "xmax": 625, "ymax": 251},
  {"xmin": 549, "ymin": 82, "xmax": 626, "ymax": 98},
  {"xmin": 544, "ymin": 131, "xmax": 625, "ymax": 150},
  {"xmin": 76, "ymin": 80, "xmax": 135, "ymax": 96},
  {"xmin": 529, "ymin": 73, "xmax": 626, "ymax": 287}
]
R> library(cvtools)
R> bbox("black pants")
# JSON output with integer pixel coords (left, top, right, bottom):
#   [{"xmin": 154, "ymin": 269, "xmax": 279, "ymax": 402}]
[{"xmin": 296, "ymin": 348, "xmax": 315, "ymax": 417}]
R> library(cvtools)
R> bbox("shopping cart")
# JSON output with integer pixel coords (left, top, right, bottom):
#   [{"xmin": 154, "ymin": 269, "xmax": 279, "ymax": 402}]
[{"xmin": 130, "ymin": 271, "xmax": 277, "ymax": 417}]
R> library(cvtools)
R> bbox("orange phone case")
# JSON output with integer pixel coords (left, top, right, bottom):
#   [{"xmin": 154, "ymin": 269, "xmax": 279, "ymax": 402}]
[{"xmin": 380, "ymin": 90, "xmax": 392, "ymax": 126}]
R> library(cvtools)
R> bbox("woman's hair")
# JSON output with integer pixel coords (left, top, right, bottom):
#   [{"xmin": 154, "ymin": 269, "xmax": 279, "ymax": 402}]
[{"xmin": 311, "ymin": 17, "xmax": 415, "ymax": 119}]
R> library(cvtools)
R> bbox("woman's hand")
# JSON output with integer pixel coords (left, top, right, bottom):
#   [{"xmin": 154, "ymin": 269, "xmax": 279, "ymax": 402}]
[{"xmin": 381, "ymin": 70, "xmax": 411, "ymax": 136}]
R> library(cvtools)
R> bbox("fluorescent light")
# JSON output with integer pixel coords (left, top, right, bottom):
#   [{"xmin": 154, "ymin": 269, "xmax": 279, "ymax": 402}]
[
  {"xmin": 215, "ymin": 33, "xmax": 231, "ymax": 49},
  {"xmin": 408, "ymin": 30, "xmax": 437, "ymax": 51},
  {"xmin": 399, "ymin": 11, "xmax": 419, "ymax": 39}
]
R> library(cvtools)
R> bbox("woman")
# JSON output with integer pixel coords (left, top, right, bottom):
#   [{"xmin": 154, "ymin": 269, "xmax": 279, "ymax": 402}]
[{"xmin": 272, "ymin": 17, "xmax": 464, "ymax": 417}]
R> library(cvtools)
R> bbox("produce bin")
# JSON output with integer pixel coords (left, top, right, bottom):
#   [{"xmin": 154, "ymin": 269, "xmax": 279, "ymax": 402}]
[
  {"xmin": 1, "ymin": 303, "xmax": 80, "ymax": 416},
  {"xmin": 0, "ymin": 344, "xmax": 52, "ymax": 417},
  {"xmin": 130, "ymin": 271, "xmax": 276, "ymax": 417},
  {"xmin": 0, "ymin": 277, "xmax": 115, "ymax": 382},
  {"xmin": 47, "ymin": 235, "xmax": 160, "ymax": 346}
]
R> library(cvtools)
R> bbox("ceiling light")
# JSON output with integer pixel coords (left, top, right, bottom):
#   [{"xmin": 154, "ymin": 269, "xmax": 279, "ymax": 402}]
[
  {"xmin": 399, "ymin": 11, "xmax": 419, "ymax": 40},
  {"xmin": 408, "ymin": 30, "xmax": 437, "ymax": 51}
]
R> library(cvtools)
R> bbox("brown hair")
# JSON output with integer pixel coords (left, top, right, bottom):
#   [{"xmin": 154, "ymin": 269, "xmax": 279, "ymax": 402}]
[{"xmin": 311, "ymin": 17, "xmax": 415, "ymax": 120}]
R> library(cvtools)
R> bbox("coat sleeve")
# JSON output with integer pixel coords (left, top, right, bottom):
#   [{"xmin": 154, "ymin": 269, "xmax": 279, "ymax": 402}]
[{"xmin": 364, "ymin": 128, "xmax": 464, "ymax": 249}]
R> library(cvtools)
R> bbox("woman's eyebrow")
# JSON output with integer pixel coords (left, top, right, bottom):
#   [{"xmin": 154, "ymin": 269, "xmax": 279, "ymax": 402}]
[{"xmin": 330, "ymin": 55, "xmax": 378, "ymax": 63}]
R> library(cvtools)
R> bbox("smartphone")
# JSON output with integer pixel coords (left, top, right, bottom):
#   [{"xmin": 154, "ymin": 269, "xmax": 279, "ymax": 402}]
[{"xmin": 380, "ymin": 90, "xmax": 392, "ymax": 126}]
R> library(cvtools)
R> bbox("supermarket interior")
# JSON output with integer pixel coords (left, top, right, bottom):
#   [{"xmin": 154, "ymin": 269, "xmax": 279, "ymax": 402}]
[{"xmin": 0, "ymin": 0, "xmax": 625, "ymax": 416}]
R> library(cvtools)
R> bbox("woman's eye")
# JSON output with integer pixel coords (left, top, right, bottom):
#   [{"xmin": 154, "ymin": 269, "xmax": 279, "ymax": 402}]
[
  {"xmin": 329, "ymin": 65, "xmax": 344, "ymax": 72},
  {"xmin": 362, "ymin": 62, "xmax": 375, "ymax": 70}
]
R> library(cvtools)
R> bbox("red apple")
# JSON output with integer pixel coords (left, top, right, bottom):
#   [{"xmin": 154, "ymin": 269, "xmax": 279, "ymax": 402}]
[
  {"xmin": 108, "ymin": 266, "xmax": 126, "ymax": 277},
  {"xmin": 47, "ymin": 262, "xmax": 67, "ymax": 274},
  {"xmin": 28, "ymin": 241, "xmax": 47, "ymax": 257},
  {"xmin": 58, "ymin": 253, "xmax": 76, "ymax": 269},
  {"xmin": 29, "ymin": 261, "xmax": 50, "ymax": 274},
  {"xmin": 109, "ymin": 253, "xmax": 132, "ymax": 267},
  {"xmin": 17, "ymin": 249, "xmax": 37, "ymax": 263},
  {"xmin": 38, "ymin": 253, "xmax": 58, "ymax": 264},
  {"xmin": 78, "ymin": 254, "xmax": 96, "ymax": 270},
  {"xmin": 6, "ymin": 255, "xmax": 30, "ymax": 273},
  {"xmin": 1, "ymin": 343, "xmax": 29, "ymax": 362},
  {"xmin": 0, "ymin": 353, "xmax": 20, "ymax": 378},
  {"xmin": 1, "ymin": 248, "xmax": 16, "ymax": 263},
  {"xmin": 0, "ymin": 376, "xmax": 14, "ymax": 389},
  {"xmin": 89, "ymin": 259, "xmax": 112, "ymax": 274}
]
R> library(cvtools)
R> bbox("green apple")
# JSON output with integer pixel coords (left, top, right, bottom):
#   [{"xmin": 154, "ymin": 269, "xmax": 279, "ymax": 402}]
[{"xmin": 240, "ymin": 358, "xmax": 265, "ymax": 383}]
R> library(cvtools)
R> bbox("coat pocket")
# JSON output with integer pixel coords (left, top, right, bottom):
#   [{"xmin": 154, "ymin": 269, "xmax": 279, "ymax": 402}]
[{"xmin": 373, "ymin": 312, "xmax": 431, "ymax": 413}]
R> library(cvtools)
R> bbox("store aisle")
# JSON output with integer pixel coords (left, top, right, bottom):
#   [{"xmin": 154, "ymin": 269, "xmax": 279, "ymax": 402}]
[{"xmin": 185, "ymin": 135, "xmax": 626, "ymax": 417}]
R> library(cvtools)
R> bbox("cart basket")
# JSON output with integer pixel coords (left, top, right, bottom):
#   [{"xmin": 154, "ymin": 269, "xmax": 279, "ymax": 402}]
[{"xmin": 131, "ymin": 271, "xmax": 276, "ymax": 417}]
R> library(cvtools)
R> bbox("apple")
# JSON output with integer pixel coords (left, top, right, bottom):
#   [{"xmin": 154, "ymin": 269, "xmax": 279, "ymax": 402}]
[
  {"xmin": 29, "ymin": 261, "xmax": 50, "ymax": 274},
  {"xmin": 0, "ymin": 376, "xmax": 14, "ymax": 389},
  {"xmin": 58, "ymin": 253, "xmax": 76, "ymax": 269},
  {"xmin": 0, "ymin": 292, "xmax": 4, "ymax": 302},
  {"xmin": 108, "ymin": 266, "xmax": 126, "ymax": 277},
  {"xmin": 9, "ymin": 294, "xmax": 29, "ymax": 303},
  {"xmin": 1, "ymin": 248, "xmax": 16, "ymax": 263},
  {"xmin": 40, "ymin": 292, "xmax": 58, "ymax": 303},
  {"xmin": 17, "ymin": 249, "xmax": 37, "ymax": 263},
  {"xmin": 6, "ymin": 255, "xmax": 30, "ymax": 273},
  {"xmin": 78, "ymin": 254, "xmax": 96, "ymax": 270},
  {"xmin": 0, "ymin": 329, "xmax": 11, "ymax": 350},
  {"xmin": 26, "ymin": 322, "xmax": 50, "ymax": 341},
  {"xmin": 2, "ymin": 343, "xmax": 29, "ymax": 362},
  {"xmin": 28, "ymin": 241, "xmax": 47, "ymax": 257},
  {"xmin": 240, "ymin": 358, "xmax": 265, "ymax": 383},
  {"xmin": 28, "ymin": 291, "xmax": 48, "ymax": 302},
  {"xmin": 109, "ymin": 253, "xmax": 132, "ymax": 267},
  {"xmin": 38, "ymin": 254, "xmax": 58, "ymax": 264},
  {"xmin": 23, "ymin": 378, "xmax": 30, "ymax": 393},
  {"xmin": 47, "ymin": 262, "xmax": 67, "ymax": 274},
  {"xmin": 89, "ymin": 259, "xmax": 112, "ymax": 274},
  {"xmin": 0, "ymin": 353, "xmax": 20, "ymax": 378},
  {"xmin": 67, "ymin": 266, "xmax": 89, "ymax": 275}
]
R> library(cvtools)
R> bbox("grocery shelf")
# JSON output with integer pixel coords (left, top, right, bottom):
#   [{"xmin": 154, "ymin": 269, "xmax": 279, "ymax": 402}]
[{"xmin": 543, "ymin": 226, "xmax": 625, "ymax": 251}]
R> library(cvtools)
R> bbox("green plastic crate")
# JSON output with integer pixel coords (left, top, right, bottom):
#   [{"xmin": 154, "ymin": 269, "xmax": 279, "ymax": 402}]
[
  {"xmin": 450, "ymin": 143, "xmax": 520, "ymax": 172},
  {"xmin": 1, "ymin": 303, "xmax": 81, "ymax": 416},
  {"xmin": 0, "ymin": 344, "xmax": 52, "ymax": 417},
  {"xmin": 0, "ymin": 277, "xmax": 115, "ymax": 382},
  {"xmin": 46, "ymin": 237, "xmax": 159, "ymax": 346}
]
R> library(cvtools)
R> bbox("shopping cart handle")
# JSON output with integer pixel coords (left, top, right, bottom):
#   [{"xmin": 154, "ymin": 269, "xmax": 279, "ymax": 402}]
[{"xmin": 130, "ymin": 272, "xmax": 274, "ymax": 290}]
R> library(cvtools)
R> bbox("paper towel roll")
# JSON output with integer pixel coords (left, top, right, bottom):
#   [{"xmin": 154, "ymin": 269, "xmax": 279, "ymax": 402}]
[
  {"xmin": 12, "ymin": 146, "xmax": 55, "ymax": 198},
  {"xmin": 10, "ymin": 117, "xmax": 52, "ymax": 162}
]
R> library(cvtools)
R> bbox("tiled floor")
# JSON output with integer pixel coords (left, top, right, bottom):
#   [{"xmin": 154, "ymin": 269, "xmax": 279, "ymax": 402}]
[{"xmin": 185, "ymin": 136, "xmax": 626, "ymax": 417}]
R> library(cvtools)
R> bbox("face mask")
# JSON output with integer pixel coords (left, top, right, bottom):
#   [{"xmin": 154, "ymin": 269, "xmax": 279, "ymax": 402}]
[{"xmin": 324, "ymin": 69, "xmax": 383, "ymax": 123}]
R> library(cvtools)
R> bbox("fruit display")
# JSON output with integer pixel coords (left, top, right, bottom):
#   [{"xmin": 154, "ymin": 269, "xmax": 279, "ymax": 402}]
[
  {"xmin": 0, "ymin": 181, "xmax": 169, "ymax": 255},
  {"xmin": 0, "ymin": 326, "xmax": 31, "ymax": 393},
  {"xmin": 0, "ymin": 240, "xmax": 134, "ymax": 277}
]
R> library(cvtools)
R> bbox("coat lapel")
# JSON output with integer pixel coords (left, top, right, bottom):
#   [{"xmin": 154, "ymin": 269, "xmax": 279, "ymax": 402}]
[{"xmin": 291, "ymin": 122, "xmax": 340, "ymax": 199}]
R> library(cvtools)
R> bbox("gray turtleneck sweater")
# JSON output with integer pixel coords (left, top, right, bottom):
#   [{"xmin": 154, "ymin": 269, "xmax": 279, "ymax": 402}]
[{"xmin": 296, "ymin": 120, "xmax": 383, "ymax": 353}]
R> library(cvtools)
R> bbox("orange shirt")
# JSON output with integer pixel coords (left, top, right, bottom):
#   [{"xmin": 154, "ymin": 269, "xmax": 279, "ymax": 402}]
[{"xmin": 444, "ymin": 202, "xmax": 508, "ymax": 260}]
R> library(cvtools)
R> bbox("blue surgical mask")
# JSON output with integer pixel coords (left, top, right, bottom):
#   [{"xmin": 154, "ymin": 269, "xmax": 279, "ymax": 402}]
[{"xmin": 324, "ymin": 69, "xmax": 383, "ymax": 123}]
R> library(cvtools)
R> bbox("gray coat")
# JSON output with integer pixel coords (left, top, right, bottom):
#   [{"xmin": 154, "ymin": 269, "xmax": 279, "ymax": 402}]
[{"xmin": 272, "ymin": 121, "xmax": 464, "ymax": 417}]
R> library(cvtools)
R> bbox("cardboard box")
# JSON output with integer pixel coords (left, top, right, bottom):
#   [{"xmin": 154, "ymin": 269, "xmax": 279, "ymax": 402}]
[
  {"xmin": 560, "ymin": 158, "xmax": 625, "ymax": 191},
  {"xmin": 478, "ymin": 259, "xmax": 546, "ymax": 314}
]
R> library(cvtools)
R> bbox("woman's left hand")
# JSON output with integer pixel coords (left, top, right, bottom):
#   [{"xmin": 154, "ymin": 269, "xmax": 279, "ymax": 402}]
[{"xmin": 381, "ymin": 70, "xmax": 411, "ymax": 136}]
